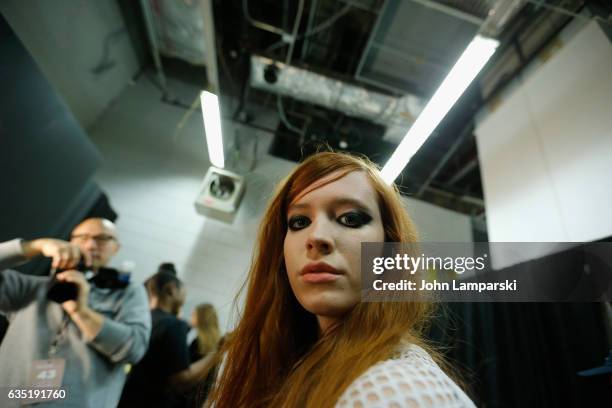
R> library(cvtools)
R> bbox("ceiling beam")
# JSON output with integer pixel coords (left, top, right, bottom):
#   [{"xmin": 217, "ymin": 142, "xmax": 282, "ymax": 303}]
[{"xmin": 446, "ymin": 157, "xmax": 478, "ymax": 186}]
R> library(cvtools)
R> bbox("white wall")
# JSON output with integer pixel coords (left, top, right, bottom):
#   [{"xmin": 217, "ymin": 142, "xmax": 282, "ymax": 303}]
[
  {"xmin": 475, "ymin": 21, "xmax": 612, "ymax": 267},
  {"xmin": 403, "ymin": 197, "xmax": 473, "ymax": 243},
  {"xmin": 1, "ymin": 0, "xmax": 139, "ymax": 129}
]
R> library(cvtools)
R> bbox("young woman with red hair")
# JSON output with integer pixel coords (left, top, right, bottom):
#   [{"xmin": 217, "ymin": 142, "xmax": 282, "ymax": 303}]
[{"xmin": 206, "ymin": 152, "xmax": 474, "ymax": 407}]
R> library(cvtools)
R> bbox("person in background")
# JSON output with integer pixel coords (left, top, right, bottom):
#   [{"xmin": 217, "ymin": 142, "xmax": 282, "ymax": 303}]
[
  {"xmin": 119, "ymin": 267, "xmax": 218, "ymax": 408},
  {"xmin": 188, "ymin": 303, "xmax": 222, "ymax": 406},
  {"xmin": 578, "ymin": 350, "xmax": 612, "ymax": 403},
  {"xmin": 0, "ymin": 218, "xmax": 151, "ymax": 408}
]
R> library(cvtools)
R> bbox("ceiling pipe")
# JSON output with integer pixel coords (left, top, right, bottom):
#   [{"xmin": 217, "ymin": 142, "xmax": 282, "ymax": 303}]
[{"xmin": 249, "ymin": 55, "xmax": 426, "ymax": 142}]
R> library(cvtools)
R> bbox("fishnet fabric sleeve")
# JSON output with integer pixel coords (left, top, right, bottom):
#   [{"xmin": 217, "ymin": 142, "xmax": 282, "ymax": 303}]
[{"xmin": 336, "ymin": 345, "xmax": 475, "ymax": 408}]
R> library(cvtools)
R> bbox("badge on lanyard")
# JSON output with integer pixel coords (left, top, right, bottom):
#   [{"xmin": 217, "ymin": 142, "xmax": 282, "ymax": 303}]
[
  {"xmin": 20, "ymin": 315, "xmax": 70, "ymax": 404},
  {"xmin": 27, "ymin": 358, "xmax": 66, "ymax": 387},
  {"xmin": 20, "ymin": 359, "xmax": 66, "ymax": 405}
]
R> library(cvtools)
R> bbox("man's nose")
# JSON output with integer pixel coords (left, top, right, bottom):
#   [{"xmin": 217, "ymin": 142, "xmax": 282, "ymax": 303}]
[
  {"xmin": 81, "ymin": 237, "xmax": 99, "ymax": 252},
  {"xmin": 305, "ymin": 218, "xmax": 335, "ymax": 255}
]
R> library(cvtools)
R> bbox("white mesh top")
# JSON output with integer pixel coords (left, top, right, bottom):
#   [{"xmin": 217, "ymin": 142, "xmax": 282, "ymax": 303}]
[{"xmin": 335, "ymin": 344, "xmax": 475, "ymax": 408}]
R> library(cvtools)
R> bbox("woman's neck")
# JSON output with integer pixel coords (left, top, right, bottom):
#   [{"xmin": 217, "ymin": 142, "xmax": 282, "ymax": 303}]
[
  {"xmin": 317, "ymin": 315, "xmax": 340, "ymax": 335},
  {"xmin": 150, "ymin": 298, "xmax": 175, "ymax": 315}
]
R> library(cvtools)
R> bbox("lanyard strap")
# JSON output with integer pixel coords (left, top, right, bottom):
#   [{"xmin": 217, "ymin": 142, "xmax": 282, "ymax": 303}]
[{"xmin": 48, "ymin": 314, "xmax": 70, "ymax": 357}]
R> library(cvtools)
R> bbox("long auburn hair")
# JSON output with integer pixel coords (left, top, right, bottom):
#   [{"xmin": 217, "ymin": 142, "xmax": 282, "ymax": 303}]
[{"xmin": 207, "ymin": 152, "xmax": 444, "ymax": 408}]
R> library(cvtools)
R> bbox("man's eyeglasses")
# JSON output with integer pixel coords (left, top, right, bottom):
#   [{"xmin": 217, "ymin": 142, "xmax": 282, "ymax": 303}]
[{"xmin": 71, "ymin": 234, "xmax": 117, "ymax": 245}]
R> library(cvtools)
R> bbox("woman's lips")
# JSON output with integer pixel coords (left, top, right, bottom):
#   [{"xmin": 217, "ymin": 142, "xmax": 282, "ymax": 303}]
[
  {"xmin": 300, "ymin": 262, "xmax": 342, "ymax": 283},
  {"xmin": 301, "ymin": 272, "xmax": 340, "ymax": 283}
]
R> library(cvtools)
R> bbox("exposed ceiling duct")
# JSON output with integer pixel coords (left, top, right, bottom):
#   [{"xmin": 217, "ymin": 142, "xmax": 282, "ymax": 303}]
[
  {"xmin": 249, "ymin": 55, "xmax": 425, "ymax": 143},
  {"xmin": 248, "ymin": 1, "xmax": 525, "ymax": 145},
  {"xmin": 211, "ymin": 0, "xmax": 574, "ymax": 215}
]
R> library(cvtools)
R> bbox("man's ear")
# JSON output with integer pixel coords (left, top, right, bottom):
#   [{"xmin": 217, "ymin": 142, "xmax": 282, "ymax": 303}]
[{"xmin": 111, "ymin": 242, "xmax": 121, "ymax": 255}]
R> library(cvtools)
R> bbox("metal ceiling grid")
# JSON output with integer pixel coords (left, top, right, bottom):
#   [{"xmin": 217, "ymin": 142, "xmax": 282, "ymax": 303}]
[{"xmin": 356, "ymin": 0, "xmax": 483, "ymax": 97}]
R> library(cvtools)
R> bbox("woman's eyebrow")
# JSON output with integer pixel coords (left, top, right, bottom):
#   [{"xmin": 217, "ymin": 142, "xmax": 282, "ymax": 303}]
[
  {"xmin": 288, "ymin": 202, "xmax": 311, "ymax": 212},
  {"xmin": 330, "ymin": 198, "xmax": 372, "ymax": 212},
  {"xmin": 288, "ymin": 197, "xmax": 372, "ymax": 213}
]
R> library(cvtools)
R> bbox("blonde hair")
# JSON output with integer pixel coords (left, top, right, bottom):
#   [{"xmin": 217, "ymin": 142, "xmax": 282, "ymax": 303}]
[
  {"xmin": 207, "ymin": 152, "xmax": 454, "ymax": 407},
  {"xmin": 194, "ymin": 303, "xmax": 221, "ymax": 355}
]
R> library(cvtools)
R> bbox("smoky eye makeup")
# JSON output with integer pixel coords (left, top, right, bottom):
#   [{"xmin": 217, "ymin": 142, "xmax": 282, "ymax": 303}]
[
  {"xmin": 337, "ymin": 210, "xmax": 373, "ymax": 228},
  {"xmin": 286, "ymin": 197, "xmax": 376, "ymax": 231},
  {"xmin": 287, "ymin": 210, "xmax": 373, "ymax": 231},
  {"xmin": 287, "ymin": 215, "xmax": 311, "ymax": 231}
]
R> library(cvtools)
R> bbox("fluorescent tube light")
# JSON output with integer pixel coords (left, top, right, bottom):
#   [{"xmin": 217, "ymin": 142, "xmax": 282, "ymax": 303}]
[
  {"xmin": 200, "ymin": 91, "xmax": 224, "ymax": 168},
  {"xmin": 380, "ymin": 35, "xmax": 499, "ymax": 184}
]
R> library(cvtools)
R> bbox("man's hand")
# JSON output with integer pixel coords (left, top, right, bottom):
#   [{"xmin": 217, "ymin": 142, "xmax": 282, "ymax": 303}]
[
  {"xmin": 21, "ymin": 238, "xmax": 92, "ymax": 269},
  {"xmin": 56, "ymin": 270, "xmax": 103, "ymax": 340},
  {"xmin": 55, "ymin": 270, "xmax": 90, "ymax": 315}
]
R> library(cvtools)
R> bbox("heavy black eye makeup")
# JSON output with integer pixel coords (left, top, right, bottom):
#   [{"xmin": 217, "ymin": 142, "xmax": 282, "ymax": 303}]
[
  {"xmin": 337, "ymin": 211, "xmax": 372, "ymax": 228},
  {"xmin": 287, "ymin": 210, "xmax": 373, "ymax": 231},
  {"xmin": 287, "ymin": 215, "xmax": 311, "ymax": 231}
]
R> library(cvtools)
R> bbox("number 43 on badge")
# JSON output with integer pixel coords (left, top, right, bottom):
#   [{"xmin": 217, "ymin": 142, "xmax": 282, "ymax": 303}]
[
  {"xmin": 29, "ymin": 359, "xmax": 65, "ymax": 388},
  {"xmin": 37, "ymin": 369, "xmax": 57, "ymax": 380}
]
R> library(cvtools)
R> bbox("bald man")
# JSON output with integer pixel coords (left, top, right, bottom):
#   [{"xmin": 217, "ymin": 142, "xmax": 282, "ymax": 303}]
[{"xmin": 0, "ymin": 218, "xmax": 151, "ymax": 408}]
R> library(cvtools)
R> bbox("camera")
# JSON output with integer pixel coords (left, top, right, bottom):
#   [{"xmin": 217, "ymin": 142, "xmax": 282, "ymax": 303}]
[{"xmin": 46, "ymin": 259, "xmax": 130, "ymax": 303}]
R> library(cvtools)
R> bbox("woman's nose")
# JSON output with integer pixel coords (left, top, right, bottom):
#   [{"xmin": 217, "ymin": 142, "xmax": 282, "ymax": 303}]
[{"xmin": 305, "ymin": 218, "xmax": 334, "ymax": 255}]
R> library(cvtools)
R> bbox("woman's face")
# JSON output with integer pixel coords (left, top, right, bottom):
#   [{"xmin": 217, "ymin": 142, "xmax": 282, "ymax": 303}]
[{"xmin": 283, "ymin": 171, "xmax": 385, "ymax": 325}]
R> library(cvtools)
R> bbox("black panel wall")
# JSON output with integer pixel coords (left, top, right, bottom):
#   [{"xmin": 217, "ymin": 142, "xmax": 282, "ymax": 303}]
[{"xmin": 0, "ymin": 14, "xmax": 104, "ymax": 273}]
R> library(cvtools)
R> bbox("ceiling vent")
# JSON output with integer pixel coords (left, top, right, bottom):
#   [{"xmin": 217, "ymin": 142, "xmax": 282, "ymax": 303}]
[{"xmin": 194, "ymin": 167, "xmax": 246, "ymax": 223}]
